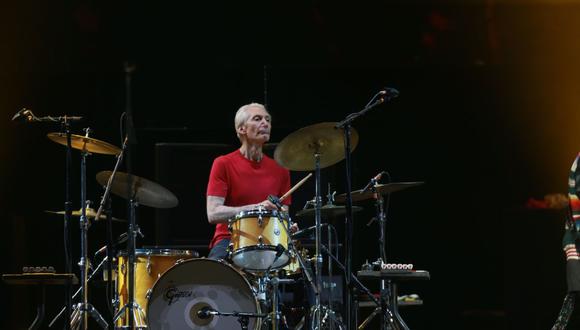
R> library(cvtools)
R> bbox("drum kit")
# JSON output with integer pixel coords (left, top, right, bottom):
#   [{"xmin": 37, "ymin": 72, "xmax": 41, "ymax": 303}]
[{"xmin": 19, "ymin": 87, "xmax": 423, "ymax": 330}]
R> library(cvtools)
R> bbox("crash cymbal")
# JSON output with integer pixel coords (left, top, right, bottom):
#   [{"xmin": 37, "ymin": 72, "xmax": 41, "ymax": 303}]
[
  {"xmin": 96, "ymin": 171, "xmax": 178, "ymax": 208},
  {"xmin": 47, "ymin": 132, "xmax": 121, "ymax": 155},
  {"xmin": 274, "ymin": 122, "xmax": 359, "ymax": 171},
  {"xmin": 45, "ymin": 208, "xmax": 125, "ymax": 222},
  {"xmin": 335, "ymin": 182, "xmax": 424, "ymax": 203},
  {"xmin": 295, "ymin": 204, "xmax": 363, "ymax": 218}
]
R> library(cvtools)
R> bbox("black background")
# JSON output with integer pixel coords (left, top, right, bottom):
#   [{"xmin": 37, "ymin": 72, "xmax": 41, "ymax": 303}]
[{"xmin": 2, "ymin": 1, "xmax": 580, "ymax": 329}]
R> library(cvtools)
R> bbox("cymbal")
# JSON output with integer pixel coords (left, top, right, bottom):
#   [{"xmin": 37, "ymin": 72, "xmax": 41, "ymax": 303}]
[
  {"xmin": 45, "ymin": 208, "xmax": 125, "ymax": 222},
  {"xmin": 295, "ymin": 204, "xmax": 363, "ymax": 218},
  {"xmin": 96, "ymin": 171, "xmax": 178, "ymax": 208},
  {"xmin": 335, "ymin": 182, "xmax": 424, "ymax": 203},
  {"xmin": 47, "ymin": 133, "xmax": 121, "ymax": 155},
  {"xmin": 274, "ymin": 122, "xmax": 359, "ymax": 171}
]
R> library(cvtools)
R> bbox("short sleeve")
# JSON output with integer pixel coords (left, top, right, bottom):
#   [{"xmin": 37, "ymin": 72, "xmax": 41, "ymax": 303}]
[{"xmin": 207, "ymin": 156, "xmax": 229, "ymax": 197}]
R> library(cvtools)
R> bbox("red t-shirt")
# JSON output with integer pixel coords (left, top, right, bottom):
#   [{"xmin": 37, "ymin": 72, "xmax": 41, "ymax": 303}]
[{"xmin": 206, "ymin": 150, "xmax": 292, "ymax": 247}]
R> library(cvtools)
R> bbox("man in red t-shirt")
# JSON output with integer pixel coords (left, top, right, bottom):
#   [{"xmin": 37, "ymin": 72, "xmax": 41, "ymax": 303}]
[{"xmin": 206, "ymin": 103, "xmax": 292, "ymax": 260}]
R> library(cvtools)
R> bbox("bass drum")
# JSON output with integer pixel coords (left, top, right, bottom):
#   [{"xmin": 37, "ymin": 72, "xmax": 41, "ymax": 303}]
[{"xmin": 147, "ymin": 258, "xmax": 261, "ymax": 330}]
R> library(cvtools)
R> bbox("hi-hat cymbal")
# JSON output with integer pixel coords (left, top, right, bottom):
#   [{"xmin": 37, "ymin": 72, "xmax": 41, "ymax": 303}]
[
  {"xmin": 45, "ymin": 208, "xmax": 125, "ymax": 222},
  {"xmin": 335, "ymin": 182, "xmax": 424, "ymax": 203},
  {"xmin": 274, "ymin": 122, "xmax": 359, "ymax": 171},
  {"xmin": 47, "ymin": 133, "xmax": 121, "ymax": 155},
  {"xmin": 295, "ymin": 204, "xmax": 363, "ymax": 219},
  {"xmin": 96, "ymin": 171, "xmax": 178, "ymax": 208}
]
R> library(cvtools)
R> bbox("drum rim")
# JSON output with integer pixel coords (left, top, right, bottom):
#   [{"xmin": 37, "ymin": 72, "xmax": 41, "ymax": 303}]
[
  {"xmin": 145, "ymin": 257, "xmax": 262, "ymax": 328},
  {"xmin": 117, "ymin": 248, "xmax": 196, "ymax": 257},
  {"xmin": 233, "ymin": 208, "xmax": 289, "ymax": 220},
  {"xmin": 231, "ymin": 246, "xmax": 290, "ymax": 270}
]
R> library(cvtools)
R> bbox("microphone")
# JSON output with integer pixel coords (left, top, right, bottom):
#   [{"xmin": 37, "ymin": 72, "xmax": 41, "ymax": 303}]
[
  {"xmin": 268, "ymin": 195, "xmax": 284, "ymax": 210},
  {"xmin": 275, "ymin": 243, "xmax": 286, "ymax": 257},
  {"xmin": 361, "ymin": 171, "xmax": 386, "ymax": 194},
  {"xmin": 197, "ymin": 306, "xmax": 216, "ymax": 319},
  {"xmin": 12, "ymin": 108, "xmax": 33, "ymax": 121},
  {"xmin": 94, "ymin": 232, "xmax": 129, "ymax": 256},
  {"xmin": 11, "ymin": 108, "xmax": 83, "ymax": 123},
  {"xmin": 380, "ymin": 87, "xmax": 399, "ymax": 98}
]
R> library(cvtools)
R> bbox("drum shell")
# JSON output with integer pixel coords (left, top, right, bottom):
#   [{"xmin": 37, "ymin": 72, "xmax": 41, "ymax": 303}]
[
  {"xmin": 146, "ymin": 258, "xmax": 261, "ymax": 330},
  {"xmin": 116, "ymin": 249, "xmax": 195, "ymax": 327},
  {"xmin": 229, "ymin": 209, "xmax": 290, "ymax": 271}
]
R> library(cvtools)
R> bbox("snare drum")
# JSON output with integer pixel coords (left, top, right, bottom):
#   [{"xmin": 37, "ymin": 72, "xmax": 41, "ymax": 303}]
[
  {"xmin": 147, "ymin": 258, "xmax": 262, "ymax": 330},
  {"xmin": 229, "ymin": 208, "xmax": 290, "ymax": 271},
  {"xmin": 116, "ymin": 248, "xmax": 196, "ymax": 327}
]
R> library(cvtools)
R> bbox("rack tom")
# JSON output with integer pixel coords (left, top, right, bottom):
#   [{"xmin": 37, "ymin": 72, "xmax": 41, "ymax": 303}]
[{"xmin": 229, "ymin": 208, "xmax": 290, "ymax": 271}]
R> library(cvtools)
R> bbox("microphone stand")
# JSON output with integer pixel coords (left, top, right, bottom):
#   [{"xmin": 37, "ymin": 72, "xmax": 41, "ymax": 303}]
[
  {"xmin": 94, "ymin": 137, "xmax": 127, "ymax": 318},
  {"xmin": 12, "ymin": 109, "xmax": 82, "ymax": 329},
  {"xmin": 335, "ymin": 90, "xmax": 397, "ymax": 329},
  {"xmin": 63, "ymin": 118, "xmax": 73, "ymax": 330}
]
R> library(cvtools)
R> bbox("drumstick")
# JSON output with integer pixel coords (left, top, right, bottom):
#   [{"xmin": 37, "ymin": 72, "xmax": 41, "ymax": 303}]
[{"xmin": 279, "ymin": 173, "xmax": 313, "ymax": 202}]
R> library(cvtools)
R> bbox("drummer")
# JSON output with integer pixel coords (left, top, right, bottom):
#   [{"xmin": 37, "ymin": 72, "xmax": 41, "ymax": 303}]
[{"xmin": 206, "ymin": 102, "xmax": 292, "ymax": 260}]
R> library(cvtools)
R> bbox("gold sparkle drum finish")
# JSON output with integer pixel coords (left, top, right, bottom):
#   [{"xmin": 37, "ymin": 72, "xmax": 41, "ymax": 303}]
[
  {"xmin": 116, "ymin": 248, "xmax": 195, "ymax": 328},
  {"xmin": 229, "ymin": 208, "xmax": 290, "ymax": 271},
  {"xmin": 146, "ymin": 258, "xmax": 261, "ymax": 330}
]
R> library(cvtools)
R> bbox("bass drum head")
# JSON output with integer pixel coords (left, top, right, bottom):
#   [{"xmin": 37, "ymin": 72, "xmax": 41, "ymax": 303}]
[{"xmin": 147, "ymin": 258, "xmax": 261, "ymax": 329}]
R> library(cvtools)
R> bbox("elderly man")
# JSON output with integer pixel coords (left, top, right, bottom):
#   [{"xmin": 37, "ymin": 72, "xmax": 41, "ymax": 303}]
[{"xmin": 206, "ymin": 102, "xmax": 292, "ymax": 260}]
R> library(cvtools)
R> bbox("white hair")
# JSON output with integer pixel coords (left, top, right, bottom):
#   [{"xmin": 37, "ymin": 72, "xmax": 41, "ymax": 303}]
[{"xmin": 234, "ymin": 102, "xmax": 269, "ymax": 139}]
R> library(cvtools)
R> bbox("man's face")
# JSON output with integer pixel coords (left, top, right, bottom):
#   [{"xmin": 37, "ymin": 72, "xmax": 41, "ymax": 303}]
[{"xmin": 238, "ymin": 106, "xmax": 271, "ymax": 143}]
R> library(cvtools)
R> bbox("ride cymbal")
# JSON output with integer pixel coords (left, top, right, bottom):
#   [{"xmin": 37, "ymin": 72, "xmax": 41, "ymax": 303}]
[
  {"xmin": 335, "ymin": 182, "xmax": 424, "ymax": 203},
  {"xmin": 47, "ymin": 133, "xmax": 121, "ymax": 155},
  {"xmin": 274, "ymin": 122, "xmax": 359, "ymax": 171},
  {"xmin": 96, "ymin": 171, "xmax": 178, "ymax": 208}
]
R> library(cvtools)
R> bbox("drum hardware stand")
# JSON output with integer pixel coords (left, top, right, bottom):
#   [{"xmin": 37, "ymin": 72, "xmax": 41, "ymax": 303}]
[
  {"xmin": 49, "ymin": 256, "xmax": 109, "ymax": 327},
  {"xmin": 111, "ymin": 61, "xmax": 147, "ymax": 329},
  {"xmin": 112, "ymin": 198, "xmax": 148, "ymax": 329},
  {"xmin": 94, "ymin": 136, "xmax": 127, "ymax": 318},
  {"xmin": 335, "ymin": 87, "xmax": 398, "ymax": 328},
  {"xmin": 72, "ymin": 128, "xmax": 108, "ymax": 330},
  {"xmin": 11, "ymin": 108, "xmax": 84, "ymax": 329}
]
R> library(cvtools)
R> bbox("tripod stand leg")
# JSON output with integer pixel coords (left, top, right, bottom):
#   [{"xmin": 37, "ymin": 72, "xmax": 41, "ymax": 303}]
[
  {"xmin": 86, "ymin": 304, "xmax": 108, "ymax": 329},
  {"xmin": 358, "ymin": 307, "xmax": 380, "ymax": 330}
]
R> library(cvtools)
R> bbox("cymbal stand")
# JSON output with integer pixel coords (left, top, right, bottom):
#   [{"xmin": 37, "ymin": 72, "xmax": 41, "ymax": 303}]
[
  {"xmin": 49, "ymin": 256, "xmax": 109, "ymax": 327},
  {"xmin": 112, "ymin": 197, "xmax": 147, "ymax": 328},
  {"xmin": 356, "ymin": 187, "xmax": 405, "ymax": 330},
  {"xmin": 309, "ymin": 152, "xmax": 323, "ymax": 329},
  {"xmin": 72, "ymin": 128, "xmax": 108, "ymax": 330}
]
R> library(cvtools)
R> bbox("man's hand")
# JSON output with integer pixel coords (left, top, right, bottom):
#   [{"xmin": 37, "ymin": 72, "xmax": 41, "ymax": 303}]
[
  {"xmin": 258, "ymin": 199, "xmax": 278, "ymax": 210},
  {"xmin": 290, "ymin": 222, "xmax": 299, "ymax": 233}
]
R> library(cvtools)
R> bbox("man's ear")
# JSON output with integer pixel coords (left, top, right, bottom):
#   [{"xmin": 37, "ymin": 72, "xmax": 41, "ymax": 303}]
[{"xmin": 237, "ymin": 125, "xmax": 246, "ymax": 136}]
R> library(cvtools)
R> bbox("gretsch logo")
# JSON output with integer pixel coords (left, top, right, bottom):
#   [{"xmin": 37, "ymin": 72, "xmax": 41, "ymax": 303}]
[{"xmin": 164, "ymin": 285, "xmax": 192, "ymax": 305}]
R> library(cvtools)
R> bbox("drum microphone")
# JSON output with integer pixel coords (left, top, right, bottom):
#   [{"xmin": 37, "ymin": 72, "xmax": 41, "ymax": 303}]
[
  {"xmin": 12, "ymin": 108, "xmax": 34, "ymax": 121},
  {"xmin": 361, "ymin": 171, "xmax": 387, "ymax": 194},
  {"xmin": 268, "ymin": 195, "xmax": 284, "ymax": 210},
  {"xmin": 380, "ymin": 87, "xmax": 400, "ymax": 98},
  {"xmin": 275, "ymin": 243, "xmax": 286, "ymax": 257},
  {"xmin": 11, "ymin": 108, "xmax": 83, "ymax": 122},
  {"xmin": 197, "ymin": 306, "xmax": 215, "ymax": 319},
  {"xmin": 94, "ymin": 232, "xmax": 129, "ymax": 256}
]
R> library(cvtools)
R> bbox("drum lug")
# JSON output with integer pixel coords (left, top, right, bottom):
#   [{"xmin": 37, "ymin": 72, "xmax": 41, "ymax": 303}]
[
  {"xmin": 258, "ymin": 235, "xmax": 264, "ymax": 246},
  {"xmin": 146, "ymin": 288, "xmax": 152, "ymax": 301}
]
